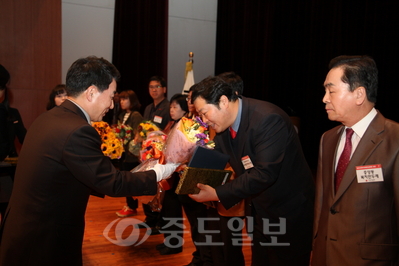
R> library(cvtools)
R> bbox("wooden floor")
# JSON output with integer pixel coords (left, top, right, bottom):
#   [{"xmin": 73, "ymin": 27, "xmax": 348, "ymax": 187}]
[{"xmin": 82, "ymin": 195, "xmax": 252, "ymax": 266}]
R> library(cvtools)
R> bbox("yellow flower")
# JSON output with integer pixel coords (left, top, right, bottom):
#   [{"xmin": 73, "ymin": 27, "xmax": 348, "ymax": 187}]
[
  {"xmin": 92, "ymin": 121, "xmax": 124, "ymax": 159},
  {"xmin": 138, "ymin": 121, "xmax": 160, "ymax": 139},
  {"xmin": 178, "ymin": 116, "xmax": 215, "ymax": 148}
]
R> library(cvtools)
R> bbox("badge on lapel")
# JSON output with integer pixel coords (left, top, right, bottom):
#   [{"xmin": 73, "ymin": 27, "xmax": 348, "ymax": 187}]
[
  {"xmin": 356, "ymin": 164, "xmax": 384, "ymax": 183},
  {"xmin": 241, "ymin": 155, "xmax": 254, "ymax": 170}
]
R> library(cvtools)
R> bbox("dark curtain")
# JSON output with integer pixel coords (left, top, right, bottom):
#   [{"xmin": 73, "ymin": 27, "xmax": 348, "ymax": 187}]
[
  {"xmin": 112, "ymin": 0, "xmax": 168, "ymax": 114},
  {"xmin": 215, "ymin": 0, "xmax": 399, "ymax": 170}
]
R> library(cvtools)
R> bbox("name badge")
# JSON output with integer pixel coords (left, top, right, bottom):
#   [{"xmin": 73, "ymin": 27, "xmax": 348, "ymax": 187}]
[
  {"xmin": 241, "ymin": 155, "xmax": 254, "ymax": 170},
  {"xmin": 153, "ymin": 116, "xmax": 162, "ymax": 124},
  {"xmin": 356, "ymin": 164, "xmax": 384, "ymax": 183}
]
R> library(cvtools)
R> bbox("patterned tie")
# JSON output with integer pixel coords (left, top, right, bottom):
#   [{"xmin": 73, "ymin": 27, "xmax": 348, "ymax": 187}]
[
  {"xmin": 335, "ymin": 128, "xmax": 354, "ymax": 192},
  {"xmin": 229, "ymin": 127, "xmax": 237, "ymax": 139}
]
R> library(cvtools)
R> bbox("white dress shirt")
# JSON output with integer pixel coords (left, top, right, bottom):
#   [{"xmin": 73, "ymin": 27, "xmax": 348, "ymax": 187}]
[{"xmin": 335, "ymin": 108, "xmax": 377, "ymax": 170}]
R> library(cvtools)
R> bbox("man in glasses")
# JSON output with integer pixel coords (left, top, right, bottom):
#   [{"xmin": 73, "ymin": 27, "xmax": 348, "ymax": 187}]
[
  {"xmin": 144, "ymin": 75, "xmax": 171, "ymax": 130},
  {"xmin": 120, "ymin": 76, "xmax": 171, "ymax": 230}
]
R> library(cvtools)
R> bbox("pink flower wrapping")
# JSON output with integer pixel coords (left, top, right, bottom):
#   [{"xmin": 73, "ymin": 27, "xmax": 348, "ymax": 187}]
[
  {"xmin": 162, "ymin": 117, "xmax": 214, "ymax": 164},
  {"xmin": 163, "ymin": 124, "xmax": 197, "ymax": 164}
]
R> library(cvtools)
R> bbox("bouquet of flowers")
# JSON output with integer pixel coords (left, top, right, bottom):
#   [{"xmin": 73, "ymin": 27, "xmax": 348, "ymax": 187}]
[
  {"xmin": 138, "ymin": 121, "xmax": 160, "ymax": 139},
  {"xmin": 130, "ymin": 116, "xmax": 214, "ymax": 212},
  {"xmin": 163, "ymin": 116, "xmax": 215, "ymax": 164},
  {"xmin": 130, "ymin": 130, "xmax": 167, "ymax": 212},
  {"xmin": 113, "ymin": 122, "xmax": 133, "ymax": 145},
  {"xmin": 92, "ymin": 121, "xmax": 124, "ymax": 159},
  {"xmin": 129, "ymin": 121, "xmax": 166, "ymax": 174},
  {"xmin": 140, "ymin": 131, "xmax": 167, "ymax": 162},
  {"xmin": 128, "ymin": 121, "xmax": 160, "ymax": 156}
]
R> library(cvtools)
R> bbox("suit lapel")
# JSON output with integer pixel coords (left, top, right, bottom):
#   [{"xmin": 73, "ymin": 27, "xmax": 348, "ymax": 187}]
[
  {"xmin": 334, "ymin": 112, "xmax": 385, "ymax": 202},
  {"xmin": 217, "ymin": 97, "xmax": 250, "ymax": 176},
  {"xmin": 62, "ymin": 100, "xmax": 88, "ymax": 122},
  {"xmin": 324, "ymin": 126, "xmax": 344, "ymax": 199},
  {"xmin": 236, "ymin": 97, "xmax": 250, "ymax": 158},
  {"xmin": 231, "ymin": 97, "xmax": 251, "ymax": 176}
]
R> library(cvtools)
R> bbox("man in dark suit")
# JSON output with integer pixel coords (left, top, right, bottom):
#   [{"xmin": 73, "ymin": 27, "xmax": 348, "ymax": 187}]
[
  {"xmin": 0, "ymin": 56, "xmax": 177, "ymax": 266},
  {"xmin": 190, "ymin": 76, "xmax": 315, "ymax": 266},
  {"xmin": 312, "ymin": 55, "xmax": 399, "ymax": 265}
]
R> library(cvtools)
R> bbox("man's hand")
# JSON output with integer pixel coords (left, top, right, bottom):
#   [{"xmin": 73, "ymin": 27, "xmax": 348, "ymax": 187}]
[
  {"xmin": 152, "ymin": 162, "xmax": 179, "ymax": 181},
  {"xmin": 189, "ymin": 183, "xmax": 219, "ymax": 202},
  {"xmin": 176, "ymin": 163, "xmax": 187, "ymax": 173}
]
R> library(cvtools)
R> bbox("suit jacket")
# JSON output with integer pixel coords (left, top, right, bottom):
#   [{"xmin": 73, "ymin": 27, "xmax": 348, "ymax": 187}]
[
  {"xmin": 0, "ymin": 100, "xmax": 157, "ymax": 266},
  {"xmin": 312, "ymin": 111, "xmax": 399, "ymax": 265},
  {"xmin": 0, "ymin": 106, "xmax": 26, "ymax": 159},
  {"xmin": 215, "ymin": 97, "xmax": 315, "ymax": 258}
]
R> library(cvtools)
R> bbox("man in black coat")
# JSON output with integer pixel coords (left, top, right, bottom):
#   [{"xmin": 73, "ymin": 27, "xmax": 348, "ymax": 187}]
[
  {"xmin": 0, "ymin": 64, "xmax": 26, "ymax": 161},
  {"xmin": 190, "ymin": 76, "xmax": 315, "ymax": 266}
]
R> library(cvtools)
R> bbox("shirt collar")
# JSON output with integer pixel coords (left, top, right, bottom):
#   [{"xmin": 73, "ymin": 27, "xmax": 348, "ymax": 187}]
[
  {"xmin": 349, "ymin": 108, "xmax": 377, "ymax": 138},
  {"xmin": 231, "ymin": 98, "xmax": 242, "ymax": 132},
  {"xmin": 153, "ymin": 98, "xmax": 167, "ymax": 109},
  {"xmin": 66, "ymin": 99, "xmax": 91, "ymax": 124}
]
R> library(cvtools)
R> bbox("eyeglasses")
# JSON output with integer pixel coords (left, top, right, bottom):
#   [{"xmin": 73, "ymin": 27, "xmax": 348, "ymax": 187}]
[
  {"xmin": 186, "ymin": 97, "xmax": 192, "ymax": 102},
  {"xmin": 149, "ymin": 85, "xmax": 162, "ymax": 89}
]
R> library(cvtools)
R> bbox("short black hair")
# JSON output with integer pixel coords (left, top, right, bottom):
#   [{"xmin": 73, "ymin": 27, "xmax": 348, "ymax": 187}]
[
  {"xmin": 149, "ymin": 76, "xmax": 166, "ymax": 88},
  {"xmin": 0, "ymin": 64, "xmax": 10, "ymax": 90},
  {"xmin": 217, "ymin": 71, "xmax": 243, "ymax": 95},
  {"xmin": 170, "ymin": 93, "xmax": 188, "ymax": 113},
  {"xmin": 66, "ymin": 56, "xmax": 120, "ymax": 97},
  {"xmin": 191, "ymin": 76, "xmax": 239, "ymax": 107}
]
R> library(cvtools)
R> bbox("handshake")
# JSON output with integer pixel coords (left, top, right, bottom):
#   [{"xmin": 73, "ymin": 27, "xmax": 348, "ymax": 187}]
[{"xmin": 152, "ymin": 162, "xmax": 180, "ymax": 182}]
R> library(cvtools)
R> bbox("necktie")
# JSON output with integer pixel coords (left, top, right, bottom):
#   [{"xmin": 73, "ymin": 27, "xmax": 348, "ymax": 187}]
[
  {"xmin": 335, "ymin": 128, "xmax": 354, "ymax": 192},
  {"xmin": 229, "ymin": 127, "xmax": 237, "ymax": 139}
]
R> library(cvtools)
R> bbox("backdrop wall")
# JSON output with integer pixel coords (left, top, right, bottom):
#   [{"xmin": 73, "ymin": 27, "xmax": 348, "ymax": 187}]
[{"xmin": 215, "ymin": 0, "xmax": 399, "ymax": 169}]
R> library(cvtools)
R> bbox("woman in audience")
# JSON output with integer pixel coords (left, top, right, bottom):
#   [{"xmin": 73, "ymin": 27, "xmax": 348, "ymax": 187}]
[
  {"xmin": 155, "ymin": 93, "xmax": 188, "ymax": 255},
  {"xmin": 115, "ymin": 90, "xmax": 143, "ymax": 217},
  {"xmin": 46, "ymin": 84, "xmax": 67, "ymax": 110},
  {"xmin": 0, "ymin": 64, "xmax": 27, "ymax": 223}
]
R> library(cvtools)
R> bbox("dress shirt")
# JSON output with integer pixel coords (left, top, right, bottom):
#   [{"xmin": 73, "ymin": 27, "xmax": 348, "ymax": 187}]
[
  {"xmin": 335, "ymin": 108, "xmax": 377, "ymax": 169},
  {"xmin": 66, "ymin": 99, "xmax": 91, "ymax": 123},
  {"xmin": 230, "ymin": 98, "xmax": 242, "ymax": 133}
]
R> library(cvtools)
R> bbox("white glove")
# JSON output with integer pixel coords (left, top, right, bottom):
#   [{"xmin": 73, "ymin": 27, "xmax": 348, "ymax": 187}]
[{"xmin": 152, "ymin": 162, "xmax": 179, "ymax": 182}]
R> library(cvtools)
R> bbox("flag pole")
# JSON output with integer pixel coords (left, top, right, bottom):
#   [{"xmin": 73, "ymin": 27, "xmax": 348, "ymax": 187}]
[{"xmin": 182, "ymin": 52, "xmax": 195, "ymax": 95}]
